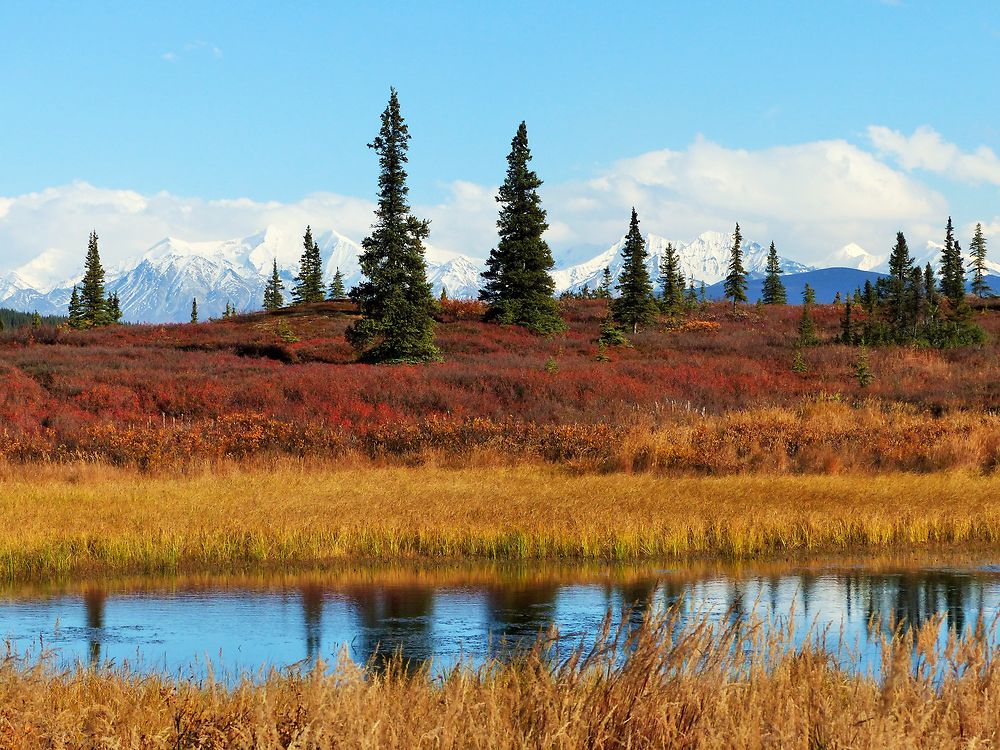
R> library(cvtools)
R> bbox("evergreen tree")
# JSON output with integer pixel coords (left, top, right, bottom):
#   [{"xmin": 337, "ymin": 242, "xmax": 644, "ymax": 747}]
[
  {"xmin": 190, "ymin": 298, "xmax": 198, "ymax": 324},
  {"xmin": 79, "ymin": 231, "xmax": 111, "ymax": 327},
  {"xmin": 840, "ymin": 298, "xmax": 854, "ymax": 344},
  {"xmin": 886, "ymin": 231, "xmax": 914, "ymax": 333},
  {"xmin": 699, "ymin": 281, "xmax": 706, "ymax": 303},
  {"xmin": 723, "ymin": 223, "xmax": 748, "ymax": 310},
  {"xmin": 658, "ymin": 243, "xmax": 683, "ymax": 310},
  {"xmin": 292, "ymin": 226, "xmax": 325, "ymax": 304},
  {"xmin": 969, "ymin": 222, "xmax": 992, "ymax": 298},
  {"xmin": 107, "ymin": 292, "xmax": 122, "ymax": 323},
  {"xmin": 598, "ymin": 310, "xmax": 628, "ymax": 347},
  {"xmin": 761, "ymin": 241, "xmax": 787, "ymax": 304},
  {"xmin": 939, "ymin": 216, "xmax": 966, "ymax": 307},
  {"xmin": 791, "ymin": 347, "xmax": 807, "ymax": 375},
  {"xmin": 861, "ymin": 280, "xmax": 878, "ymax": 314},
  {"xmin": 439, "ymin": 286, "xmax": 448, "ymax": 303},
  {"xmin": 610, "ymin": 208, "xmax": 658, "ymax": 334},
  {"xmin": 854, "ymin": 347, "xmax": 873, "ymax": 388},
  {"xmin": 67, "ymin": 286, "xmax": 85, "ymax": 329},
  {"xmin": 797, "ymin": 283, "xmax": 819, "ymax": 346},
  {"xmin": 479, "ymin": 121, "xmax": 563, "ymax": 334},
  {"xmin": 596, "ymin": 266, "xmax": 613, "ymax": 298},
  {"xmin": 685, "ymin": 279, "xmax": 697, "ymax": 305},
  {"xmin": 263, "ymin": 259, "xmax": 285, "ymax": 311},
  {"xmin": 328, "ymin": 267, "xmax": 347, "ymax": 300},
  {"xmin": 346, "ymin": 89, "xmax": 439, "ymax": 363}
]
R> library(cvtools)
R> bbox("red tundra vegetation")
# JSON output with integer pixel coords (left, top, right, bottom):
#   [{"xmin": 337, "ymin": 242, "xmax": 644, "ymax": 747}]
[{"xmin": 0, "ymin": 299, "xmax": 998, "ymax": 471}]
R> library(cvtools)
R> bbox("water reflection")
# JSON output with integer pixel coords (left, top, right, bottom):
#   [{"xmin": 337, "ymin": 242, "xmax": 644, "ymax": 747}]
[
  {"xmin": 0, "ymin": 561, "xmax": 998, "ymax": 679},
  {"xmin": 82, "ymin": 587, "xmax": 105, "ymax": 666}
]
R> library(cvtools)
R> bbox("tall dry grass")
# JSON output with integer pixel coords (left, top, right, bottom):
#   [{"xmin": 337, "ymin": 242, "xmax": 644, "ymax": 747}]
[
  {"xmin": 3, "ymin": 400, "xmax": 999, "ymax": 474},
  {"xmin": 0, "ymin": 464, "xmax": 998, "ymax": 578},
  {"xmin": 1, "ymin": 607, "xmax": 998, "ymax": 748}
]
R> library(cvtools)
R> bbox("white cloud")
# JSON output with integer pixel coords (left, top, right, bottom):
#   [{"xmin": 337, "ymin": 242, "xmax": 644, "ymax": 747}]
[
  {"xmin": 868, "ymin": 125, "xmax": 1000, "ymax": 185},
  {"xmin": 161, "ymin": 41, "xmax": 223, "ymax": 63},
  {"xmin": 0, "ymin": 182, "xmax": 374, "ymax": 287},
  {"xmin": 0, "ymin": 132, "xmax": 962, "ymax": 284},
  {"xmin": 540, "ymin": 135, "xmax": 946, "ymax": 263}
]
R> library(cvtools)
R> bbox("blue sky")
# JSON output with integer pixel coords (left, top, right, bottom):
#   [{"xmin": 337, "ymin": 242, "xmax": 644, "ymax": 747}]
[{"xmin": 1, "ymin": 1, "xmax": 999, "ymax": 277}]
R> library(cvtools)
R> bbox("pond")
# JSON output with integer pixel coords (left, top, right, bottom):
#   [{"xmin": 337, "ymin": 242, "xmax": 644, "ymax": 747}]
[{"xmin": 2, "ymin": 558, "xmax": 999, "ymax": 680}]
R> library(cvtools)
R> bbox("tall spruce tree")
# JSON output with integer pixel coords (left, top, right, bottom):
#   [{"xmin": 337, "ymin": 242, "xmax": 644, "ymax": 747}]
[
  {"xmin": 79, "ymin": 231, "xmax": 111, "ymax": 327},
  {"xmin": 190, "ymin": 298, "xmax": 198, "ymax": 324},
  {"xmin": 346, "ymin": 89, "xmax": 439, "ymax": 363},
  {"xmin": 328, "ymin": 267, "xmax": 347, "ymax": 300},
  {"xmin": 479, "ymin": 121, "xmax": 563, "ymax": 334},
  {"xmin": 292, "ymin": 226, "xmax": 325, "ymax": 304},
  {"xmin": 886, "ymin": 231, "xmax": 914, "ymax": 333},
  {"xmin": 611, "ymin": 208, "xmax": 658, "ymax": 334},
  {"xmin": 939, "ymin": 216, "xmax": 966, "ymax": 307},
  {"xmin": 723, "ymin": 223, "xmax": 748, "ymax": 310},
  {"xmin": 658, "ymin": 243, "xmax": 683, "ymax": 310},
  {"xmin": 969, "ymin": 222, "xmax": 992, "ymax": 298},
  {"xmin": 263, "ymin": 259, "xmax": 285, "ymax": 311},
  {"xmin": 761, "ymin": 241, "xmax": 787, "ymax": 305}
]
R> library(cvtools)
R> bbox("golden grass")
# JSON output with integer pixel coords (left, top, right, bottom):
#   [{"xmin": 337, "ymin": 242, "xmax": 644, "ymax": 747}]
[
  {"xmin": 1, "ymin": 608, "xmax": 998, "ymax": 748},
  {"xmin": 0, "ymin": 463, "xmax": 998, "ymax": 579}
]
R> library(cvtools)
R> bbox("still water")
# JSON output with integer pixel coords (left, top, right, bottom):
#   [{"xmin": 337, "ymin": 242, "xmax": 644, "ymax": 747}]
[{"xmin": 2, "ymin": 560, "xmax": 999, "ymax": 679}]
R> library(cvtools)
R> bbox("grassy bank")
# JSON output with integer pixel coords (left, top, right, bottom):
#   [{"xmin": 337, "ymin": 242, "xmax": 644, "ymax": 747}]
[
  {"xmin": 0, "ymin": 464, "xmax": 998, "ymax": 579},
  {"xmin": 0, "ymin": 610, "xmax": 996, "ymax": 748}
]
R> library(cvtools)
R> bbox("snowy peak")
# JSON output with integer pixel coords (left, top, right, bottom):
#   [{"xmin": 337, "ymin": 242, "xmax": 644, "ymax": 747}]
[
  {"xmin": 826, "ymin": 243, "xmax": 886, "ymax": 272},
  {"xmin": 0, "ymin": 226, "xmax": 486, "ymax": 322},
  {"xmin": 553, "ymin": 231, "xmax": 812, "ymax": 295}
]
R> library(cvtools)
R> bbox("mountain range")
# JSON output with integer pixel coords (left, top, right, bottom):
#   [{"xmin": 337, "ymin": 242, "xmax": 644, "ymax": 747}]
[{"xmin": 1, "ymin": 227, "xmax": 997, "ymax": 322}]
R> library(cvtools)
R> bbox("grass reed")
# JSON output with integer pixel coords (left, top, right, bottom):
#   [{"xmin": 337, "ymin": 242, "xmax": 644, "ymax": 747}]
[
  {"xmin": 0, "ymin": 464, "xmax": 998, "ymax": 579},
  {"xmin": 1, "ymin": 606, "xmax": 997, "ymax": 747}
]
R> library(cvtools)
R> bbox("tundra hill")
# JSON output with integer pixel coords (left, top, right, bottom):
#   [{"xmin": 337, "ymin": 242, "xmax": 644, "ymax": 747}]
[{"xmin": 1, "ymin": 300, "xmax": 998, "ymax": 449}]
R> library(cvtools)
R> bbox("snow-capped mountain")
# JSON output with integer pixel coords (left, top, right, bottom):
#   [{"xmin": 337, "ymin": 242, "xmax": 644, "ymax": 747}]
[
  {"xmin": 17, "ymin": 224, "xmax": 980, "ymax": 323},
  {"xmin": 552, "ymin": 231, "xmax": 812, "ymax": 294},
  {"xmin": 1, "ymin": 226, "xmax": 487, "ymax": 323},
  {"xmin": 825, "ymin": 243, "xmax": 886, "ymax": 272}
]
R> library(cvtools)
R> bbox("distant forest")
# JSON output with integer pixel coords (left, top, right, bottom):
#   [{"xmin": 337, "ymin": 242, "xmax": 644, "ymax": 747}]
[{"xmin": 0, "ymin": 308, "xmax": 67, "ymax": 329}]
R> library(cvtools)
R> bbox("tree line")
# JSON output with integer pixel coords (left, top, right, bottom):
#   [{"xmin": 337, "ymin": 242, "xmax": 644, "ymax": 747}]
[{"xmin": 62, "ymin": 90, "xmax": 992, "ymax": 361}]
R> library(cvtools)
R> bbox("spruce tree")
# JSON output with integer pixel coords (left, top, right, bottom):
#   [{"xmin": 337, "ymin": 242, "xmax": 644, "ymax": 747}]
[
  {"xmin": 346, "ymin": 88, "xmax": 439, "ymax": 363},
  {"xmin": 596, "ymin": 267, "xmax": 613, "ymax": 299},
  {"xmin": 761, "ymin": 241, "xmax": 787, "ymax": 305},
  {"xmin": 67, "ymin": 286, "xmax": 85, "ymax": 329},
  {"xmin": 840, "ymin": 298, "xmax": 854, "ymax": 344},
  {"xmin": 939, "ymin": 216, "xmax": 966, "ymax": 307},
  {"xmin": 723, "ymin": 223, "xmax": 748, "ymax": 310},
  {"xmin": 107, "ymin": 292, "xmax": 122, "ymax": 323},
  {"xmin": 263, "ymin": 259, "xmax": 285, "ymax": 311},
  {"xmin": 80, "ymin": 231, "xmax": 111, "ymax": 327},
  {"xmin": 190, "ymin": 298, "xmax": 198, "ymax": 324},
  {"xmin": 292, "ymin": 226, "xmax": 325, "ymax": 304},
  {"xmin": 610, "ymin": 208, "xmax": 658, "ymax": 334},
  {"xmin": 658, "ymin": 243, "xmax": 683, "ymax": 310},
  {"xmin": 886, "ymin": 231, "xmax": 914, "ymax": 333},
  {"xmin": 797, "ymin": 284, "xmax": 819, "ymax": 345},
  {"xmin": 969, "ymin": 222, "xmax": 992, "ymax": 298},
  {"xmin": 328, "ymin": 267, "xmax": 347, "ymax": 300},
  {"xmin": 479, "ymin": 121, "xmax": 563, "ymax": 334}
]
